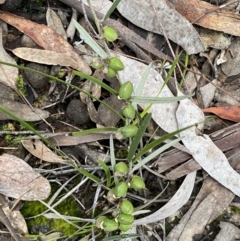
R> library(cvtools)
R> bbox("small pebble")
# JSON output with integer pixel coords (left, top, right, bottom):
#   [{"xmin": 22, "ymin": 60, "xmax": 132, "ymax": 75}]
[
  {"xmin": 25, "ymin": 63, "xmax": 50, "ymax": 89},
  {"xmin": 66, "ymin": 99, "xmax": 90, "ymax": 125}
]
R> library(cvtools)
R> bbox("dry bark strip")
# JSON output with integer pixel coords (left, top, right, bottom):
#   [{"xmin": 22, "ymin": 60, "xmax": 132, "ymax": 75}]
[{"xmin": 167, "ymin": 0, "xmax": 240, "ymax": 36}]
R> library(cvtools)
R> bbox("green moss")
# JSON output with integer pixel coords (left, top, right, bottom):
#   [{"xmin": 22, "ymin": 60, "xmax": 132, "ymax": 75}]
[
  {"xmin": 116, "ymin": 149, "xmax": 128, "ymax": 159},
  {"xmin": 21, "ymin": 185, "xmax": 83, "ymax": 237},
  {"xmin": 16, "ymin": 75, "xmax": 27, "ymax": 97},
  {"xmin": 231, "ymin": 206, "xmax": 240, "ymax": 214}
]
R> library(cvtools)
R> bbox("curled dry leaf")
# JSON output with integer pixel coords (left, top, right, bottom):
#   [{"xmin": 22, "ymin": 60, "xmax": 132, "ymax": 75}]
[
  {"xmin": 0, "ymin": 154, "xmax": 51, "ymax": 200},
  {"xmin": 202, "ymin": 105, "xmax": 240, "ymax": 122},
  {"xmin": 13, "ymin": 48, "xmax": 78, "ymax": 69},
  {"xmin": 0, "ymin": 11, "xmax": 91, "ymax": 74},
  {"xmin": 117, "ymin": 0, "xmax": 204, "ymax": 54},
  {"xmin": 0, "ymin": 27, "xmax": 18, "ymax": 89},
  {"xmin": 21, "ymin": 139, "xmax": 67, "ymax": 163}
]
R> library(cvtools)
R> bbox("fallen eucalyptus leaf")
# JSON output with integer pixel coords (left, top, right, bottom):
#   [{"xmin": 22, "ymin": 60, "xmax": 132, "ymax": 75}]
[
  {"xmin": 176, "ymin": 99, "xmax": 240, "ymax": 197},
  {"xmin": 0, "ymin": 11, "xmax": 91, "ymax": 74},
  {"xmin": 13, "ymin": 48, "xmax": 78, "ymax": 69},
  {"xmin": 46, "ymin": 7, "xmax": 67, "ymax": 40},
  {"xmin": 135, "ymin": 172, "xmax": 196, "ymax": 225},
  {"xmin": 0, "ymin": 27, "xmax": 18, "ymax": 89},
  {"xmin": 21, "ymin": 139, "xmax": 67, "ymax": 163},
  {"xmin": 117, "ymin": 0, "xmax": 204, "ymax": 54},
  {"xmin": 221, "ymin": 37, "xmax": 240, "ymax": 76},
  {"xmin": 0, "ymin": 154, "xmax": 51, "ymax": 200},
  {"xmin": 0, "ymin": 97, "xmax": 49, "ymax": 121}
]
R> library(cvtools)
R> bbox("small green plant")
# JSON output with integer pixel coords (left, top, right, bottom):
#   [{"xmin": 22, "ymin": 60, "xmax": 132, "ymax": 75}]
[
  {"xmin": 16, "ymin": 75, "xmax": 27, "ymax": 97},
  {"xmin": 97, "ymin": 167, "xmax": 146, "ymax": 233}
]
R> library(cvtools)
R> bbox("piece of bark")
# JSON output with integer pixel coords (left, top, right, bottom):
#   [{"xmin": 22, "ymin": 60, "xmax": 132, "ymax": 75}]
[
  {"xmin": 166, "ymin": 144, "xmax": 240, "ymax": 180},
  {"xmin": 156, "ymin": 148, "xmax": 191, "ymax": 173},
  {"xmin": 167, "ymin": 0, "xmax": 240, "ymax": 36}
]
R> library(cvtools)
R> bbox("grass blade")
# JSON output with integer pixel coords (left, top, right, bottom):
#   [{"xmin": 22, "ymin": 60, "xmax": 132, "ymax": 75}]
[
  {"xmin": 131, "ymin": 137, "xmax": 182, "ymax": 172},
  {"xmin": 103, "ymin": 0, "xmax": 122, "ymax": 21},
  {"xmin": 132, "ymin": 124, "xmax": 196, "ymax": 163},
  {"xmin": 0, "ymin": 61, "xmax": 124, "ymax": 120},
  {"xmin": 110, "ymin": 134, "xmax": 118, "ymax": 185},
  {"xmin": 74, "ymin": 166, "xmax": 100, "ymax": 183},
  {"xmin": 73, "ymin": 19, "xmax": 108, "ymax": 59},
  {"xmin": 159, "ymin": 52, "xmax": 181, "ymax": 93},
  {"xmin": 127, "ymin": 113, "xmax": 152, "ymax": 162},
  {"xmin": 73, "ymin": 70, "xmax": 118, "ymax": 95},
  {"xmin": 130, "ymin": 94, "xmax": 193, "ymax": 103},
  {"xmin": 72, "ymin": 127, "xmax": 117, "ymax": 136},
  {"xmin": 98, "ymin": 160, "xmax": 111, "ymax": 187}
]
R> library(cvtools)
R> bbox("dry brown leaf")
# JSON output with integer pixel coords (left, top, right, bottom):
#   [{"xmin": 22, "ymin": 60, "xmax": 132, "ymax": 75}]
[
  {"xmin": 21, "ymin": 139, "xmax": 67, "ymax": 163},
  {"xmin": 0, "ymin": 154, "xmax": 51, "ymax": 200},
  {"xmin": 46, "ymin": 7, "xmax": 67, "ymax": 40},
  {"xmin": 168, "ymin": 0, "xmax": 240, "ymax": 37},
  {"xmin": 1, "ymin": 199, "xmax": 28, "ymax": 234},
  {"xmin": 0, "ymin": 97, "xmax": 49, "ymax": 121},
  {"xmin": 47, "ymin": 133, "xmax": 111, "ymax": 146},
  {"xmin": 13, "ymin": 48, "xmax": 78, "ymax": 69},
  {"xmin": 221, "ymin": 37, "xmax": 240, "ymax": 76},
  {"xmin": 0, "ymin": 27, "xmax": 18, "ymax": 89},
  {"xmin": 0, "ymin": 11, "xmax": 91, "ymax": 74},
  {"xmin": 202, "ymin": 105, "xmax": 240, "ymax": 122},
  {"xmin": 0, "ymin": 194, "xmax": 28, "ymax": 241},
  {"xmin": 98, "ymin": 95, "xmax": 125, "ymax": 127},
  {"xmin": 117, "ymin": 0, "xmax": 204, "ymax": 54}
]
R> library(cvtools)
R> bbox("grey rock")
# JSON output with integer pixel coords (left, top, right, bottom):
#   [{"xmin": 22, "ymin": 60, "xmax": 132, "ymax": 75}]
[
  {"xmin": 66, "ymin": 99, "xmax": 90, "ymax": 125},
  {"xmin": 25, "ymin": 63, "xmax": 50, "ymax": 89}
]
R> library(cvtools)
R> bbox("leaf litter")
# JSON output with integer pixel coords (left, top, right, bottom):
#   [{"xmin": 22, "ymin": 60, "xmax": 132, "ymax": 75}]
[{"xmin": 1, "ymin": 0, "xmax": 240, "ymax": 240}]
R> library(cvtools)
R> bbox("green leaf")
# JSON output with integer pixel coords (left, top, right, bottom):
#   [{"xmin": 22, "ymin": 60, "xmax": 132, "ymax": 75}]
[
  {"xmin": 73, "ymin": 70, "xmax": 118, "ymax": 95},
  {"xmin": 134, "ymin": 182, "xmax": 169, "ymax": 212},
  {"xmin": 110, "ymin": 134, "xmax": 118, "ymax": 185},
  {"xmin": 73, "ymin": 19, "xmax": 108, "ymax": 59},
  {"xmin": 160, "ymin": 52, "xmax": 181, "ymax": 93},
  {"xmin": 72, "ymin": 127, "xmax": 117, "ymax": 136},
  {"xmin": 131, "ymin": 137, "xmax": 182, "ymax": 172},
  {"xmin": 132, "ymin": 123, "xmax": 196, "ymax": 164},
  {"xmin": 127, "ymin": 113, "xmax": 152, "ymax": 162},
  {"xmin": 103, "ymin": 0, "xmax": 122, "ymax": 21},
  {"xmin": 73, "ymin": 166, "xmax": 101, "ymax": 183},
  {"xmin": 98, "ymin": 160, "xmax": 111, "ymax": 187},
  {"xmin": 130, "ymin": 94, "xmax": 193, "ymax": 103}
]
